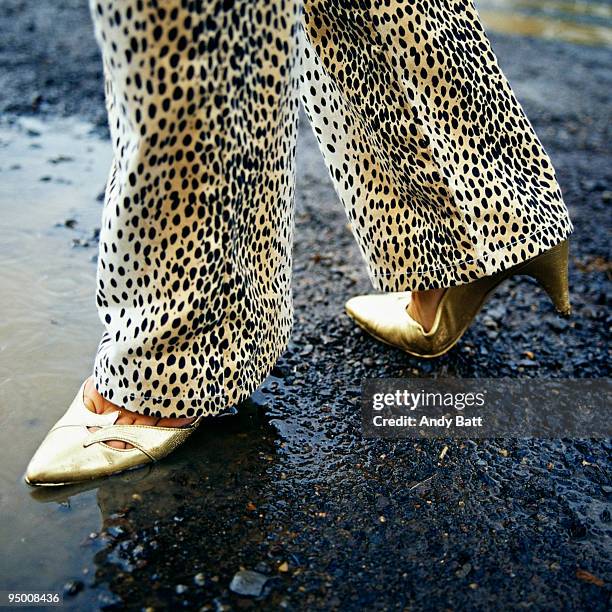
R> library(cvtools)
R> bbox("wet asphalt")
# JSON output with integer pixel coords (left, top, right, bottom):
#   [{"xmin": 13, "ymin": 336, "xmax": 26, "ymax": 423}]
[{"xmin": 1, "ymin": 0, "xmax": 611, "ymax": 610}]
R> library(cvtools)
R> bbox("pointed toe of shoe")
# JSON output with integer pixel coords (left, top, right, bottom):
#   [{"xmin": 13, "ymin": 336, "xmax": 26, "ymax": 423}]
[
  {"xmin": 345, "ymin": 292, "xmax": 412, "ymax": 333},
  {"xmin": 24, "ymin": 427, "xmax": 150, "ymax": 486},
  {"xmin": 345, "ymin": 292, "xmax": 413, "ymax": 336},
  {"xmin": 24, "ymin": 431, "xmax": 81, "ymax": 486},
  {"xmin": 24, "ymin": 455, "xmax": 49, "ymax": 486},
  {"xmin": 25, "ymin": 459, "xmax": 73, "ymax": 487},
  {"xmin": 344, "ymin": 295, "xmax": 374, "ymax": 328}
]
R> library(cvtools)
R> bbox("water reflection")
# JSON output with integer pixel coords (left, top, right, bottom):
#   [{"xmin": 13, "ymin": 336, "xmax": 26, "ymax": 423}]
[
  {"xmin": 477, "ymin": 0, "xmax": 612, "ymax": 45},
  {"xmin": 482, "ymin": 0, "xmax": 612, "ymax": 20},
  {"xmin": 0, "ymin": 118, "xmax": 112, "ymax": 607}
]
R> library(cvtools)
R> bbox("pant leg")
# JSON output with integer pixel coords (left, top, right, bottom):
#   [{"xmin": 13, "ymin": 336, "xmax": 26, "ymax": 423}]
[
  {"xmin": 90, "ymin": 0, "xmax": 301, "ymax": 417},
  {"xmin": 300, "ymin": 0, "xmax": 572, "ymax": 292}
]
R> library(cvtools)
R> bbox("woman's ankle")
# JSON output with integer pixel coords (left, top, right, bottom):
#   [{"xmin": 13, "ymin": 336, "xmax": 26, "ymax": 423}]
[
  {"xmin": 83, "ymin": 377, "xmax": 195, "ymax": 428},
  {"xmin": 408, "ymin": 288, "xmax": 446, "ymax": 332}
]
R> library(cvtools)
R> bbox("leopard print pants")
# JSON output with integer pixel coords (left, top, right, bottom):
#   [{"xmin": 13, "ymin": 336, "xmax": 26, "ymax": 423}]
[{"xmin": 90, "ymin": 0, "xmax": 572, "ymax": 417}]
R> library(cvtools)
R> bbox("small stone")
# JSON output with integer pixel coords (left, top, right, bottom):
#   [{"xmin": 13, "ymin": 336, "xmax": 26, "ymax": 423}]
[
  {"xmin": 63, "ymin": 580, "xmax": 84, "ymax": 596},
  {"xmin": 49, "ymin": 155, "xmax": 74, "ymax": 165},
  {"xmin": 175, "ymin": 584, "xmax": 188, "ymax": 594},
  {"xmin": 97, "ymin": 592, "xmax": 123, "ymax": 607},
  {"xmin": 517, "ymin": 358, "xmax": 537, "ymax": 367},
  {"xmin": 375, "ymin": 496, "xmax": 390, "ymax": 510},
  {"xmin": 31, "ymin": 93, "xmax": 42, "ymax": 109},
  {"xmin": 277, "ymin": 562, "xmax": 289, "ymax": 573},
  {"xmin": 583, "ymin": 179, "xmax": 607, "ymax": 192},
  {"xmin": 456, "ymin": 563, "xmax": 472, "ymax": 578},
  {"xmin": 194, "ymin": 573, "xmax": 206, "ymax": 586},
  {"xmin": 229, "ymin": 570, "xmax": 269, "ymax": 597},
  {"xmin": 549, "ymin": 318, "xmax": 569, "ymax": 332},
  {"xmin": 486, "ymin": 303, "xmax": 507, "ymax": 320},
  {"xmin": 106, "ymin": 525, "xmax": 125, "ymax": 538},
  {"xmin": 132, "ymin": 545, "xmax": 145, "ymax": 558},
  {"xmin": 254, "ymin": 561, "xmax": 272, "ymax": 574},
  {"xmin": 576, "ymin": 569, "xmax": 605, "ymax": 587}
]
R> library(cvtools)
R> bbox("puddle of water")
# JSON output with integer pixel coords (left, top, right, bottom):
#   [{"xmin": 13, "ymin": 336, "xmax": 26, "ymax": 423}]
[
  {"xmin": 481, "ymin": 0, "xmax": 612, "ymax": 20},
  {"xmin": 477, "ymin": 0, "xmax": 612, "ymax": 45},
  {"xmin": 0, "ymin": 117, "xmax": 112, "ymax": 605},
  {"xmin": 0, "ymin": 118, "xmax": 279, "ymax": 606}
]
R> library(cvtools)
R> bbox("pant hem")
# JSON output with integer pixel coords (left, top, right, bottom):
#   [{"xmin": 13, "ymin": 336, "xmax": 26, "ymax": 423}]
[
  {"xmin": 93, "ymin": 323, "xmax": 292, "ymax": 419},
  {"xmin": 368, "ymin": 220, "xmax": 574, "ymax": 292}
]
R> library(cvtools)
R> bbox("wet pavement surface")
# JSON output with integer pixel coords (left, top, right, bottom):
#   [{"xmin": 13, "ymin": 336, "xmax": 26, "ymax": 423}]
[{"xmin": 0, "ymin": 1, "xmax": 610, "ymax": 610}]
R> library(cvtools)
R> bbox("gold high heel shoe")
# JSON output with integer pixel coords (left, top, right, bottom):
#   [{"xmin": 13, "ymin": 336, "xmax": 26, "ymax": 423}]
[
  {"xmin": 25, "ymin": 381, "xmax": 201, "ymax": 486},
  {"xmin": 345, "ymin": 240, "xmax": 571, "ymax": 359}
]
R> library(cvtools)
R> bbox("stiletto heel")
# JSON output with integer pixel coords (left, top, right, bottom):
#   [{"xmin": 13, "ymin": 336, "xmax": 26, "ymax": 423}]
[
  {"xmin": 345, "ymin": 240, "xmax": 571, "ymax": 358},
  {"xmin": 519, "ymin": 240, "xmax": 571, "ymax": 316}
]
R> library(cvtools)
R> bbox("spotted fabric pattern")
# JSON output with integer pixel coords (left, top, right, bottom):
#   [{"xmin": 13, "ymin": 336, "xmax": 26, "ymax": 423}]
[
  {"xmin": 90, "ymin": 0, "xmax": 572, "ymax": 417},
  {"xmin": 301, "ymin": 0, "xmax": 572, "ymax": 290}
]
